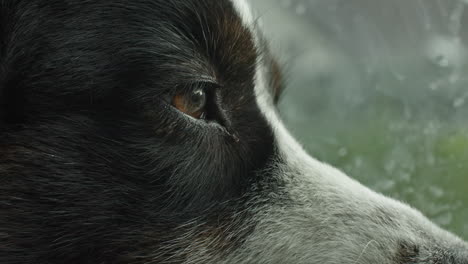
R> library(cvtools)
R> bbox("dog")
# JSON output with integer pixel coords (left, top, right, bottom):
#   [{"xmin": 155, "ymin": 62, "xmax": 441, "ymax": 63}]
[{"xmin": 0, "ymin": 0, "xmax": 467, "ymax": 263}]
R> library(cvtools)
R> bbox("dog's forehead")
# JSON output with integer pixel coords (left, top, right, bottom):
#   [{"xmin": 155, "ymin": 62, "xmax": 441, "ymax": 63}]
[{"xmin": 228, "ymin": 0, "xmax": 269, "ymax": 92}]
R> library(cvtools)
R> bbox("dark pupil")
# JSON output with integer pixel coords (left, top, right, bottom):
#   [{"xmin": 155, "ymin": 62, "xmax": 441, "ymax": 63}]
[{"xmin": 187, "ymin": 89, "xmax": 206, "ymax": 112}]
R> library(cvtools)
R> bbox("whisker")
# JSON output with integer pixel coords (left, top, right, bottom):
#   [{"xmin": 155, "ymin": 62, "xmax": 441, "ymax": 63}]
[{"xmin": 353, "ymin": 240, "xmax": 378, "ymax": 264}]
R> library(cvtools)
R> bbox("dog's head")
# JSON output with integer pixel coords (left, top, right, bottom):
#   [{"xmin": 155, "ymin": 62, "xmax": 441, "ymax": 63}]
[{"xmin": 0, "ymin": 0, "xmax": 467, "ymax": 263}]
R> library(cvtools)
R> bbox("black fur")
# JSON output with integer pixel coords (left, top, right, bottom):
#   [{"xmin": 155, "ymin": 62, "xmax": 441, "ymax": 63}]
[{"xmin": 0, "ymin": 1, "xmax": 279, "ymax": 263}]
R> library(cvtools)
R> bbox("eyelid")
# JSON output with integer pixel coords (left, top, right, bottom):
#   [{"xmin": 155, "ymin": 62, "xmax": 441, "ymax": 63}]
[{"xmin": 175, "ymin": 79, "xmax": 219, "ymax": 93}]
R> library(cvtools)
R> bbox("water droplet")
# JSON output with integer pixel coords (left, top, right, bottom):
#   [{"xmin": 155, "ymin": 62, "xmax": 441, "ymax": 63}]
[
  {"xmin": 435, "ymin": 213, "xmax": 453, "ymax": 226},
  {"xmin": 338, "ymin": 147, "xmax": 348, "ymax": 157},
  {"xmin": 435, "ymin": 55, "xmax": 450, "ymax": 67},
  {"xmin": 453, "ymin": 97, "xmax": 465, "ymax": 108},
  {"xmin": 399, "ymin": 172, "xmax": 411, "ymax": 182},
  {"xmin": 449, "ymin": 74, "xmax": 460, "ymax": 84},
  {"xmin": 377, "ymin": 180, "xmax": 396, "ymax": 191},
  {"xmin": 427, "ymin": 36, "xmax": 466, "ymax": 68},
  {"xmin": 429, "ymin": 82, "xmax": 439, "ymax": 90},
  {"xmin": 295, "ymin": 3, "xmax": 307, "ymax": 15},
  {"xmin": 384, "ymin": 160, "xmax": 396, "ymax": 174},
  {"xmin": 428, "ymin": 186, "xmax": 445, "ymax": 199},
  {"xmin": 354, "ymin": 157, "xmax": 363, "ymax": 169},
  {"xmin": 426, "ymin": 155, "xmax": 436, "ymax": 166}
]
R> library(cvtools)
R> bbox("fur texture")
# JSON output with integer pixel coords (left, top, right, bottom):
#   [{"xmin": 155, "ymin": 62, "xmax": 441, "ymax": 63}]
[{"xmin": 0, "ymin": 0, "xmax": 467, "ymax": 263}]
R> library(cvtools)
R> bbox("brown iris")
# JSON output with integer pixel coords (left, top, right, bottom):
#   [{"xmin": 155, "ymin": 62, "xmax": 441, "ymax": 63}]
[{"xmin": 172, "ymin": 88, "xmax": 207, "ymax": 119}]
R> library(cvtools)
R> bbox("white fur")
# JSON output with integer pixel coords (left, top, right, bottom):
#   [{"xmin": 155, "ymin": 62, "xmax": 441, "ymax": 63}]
[
  {"xmin": 230, "ymin": 0, "xmax": 255, "ymax": 28},
  {"xmin": 180, "ymin": 1, "xmax": 468, "ymax": 263}
]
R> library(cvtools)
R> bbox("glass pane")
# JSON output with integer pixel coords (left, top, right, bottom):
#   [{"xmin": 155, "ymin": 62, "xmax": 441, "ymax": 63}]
[{"xmin": 250, "ymin": 0, "xmax": 468, "ymax": 239}]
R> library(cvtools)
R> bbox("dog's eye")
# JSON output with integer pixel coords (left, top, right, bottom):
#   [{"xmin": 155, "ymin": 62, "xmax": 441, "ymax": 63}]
[{"xmin": 172, "ymin": 88, "xmax": 207, "ymax": 119}]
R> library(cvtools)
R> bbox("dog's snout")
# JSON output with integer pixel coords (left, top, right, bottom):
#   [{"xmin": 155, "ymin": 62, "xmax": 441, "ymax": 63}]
[{"xmin": 425, "ymin": 245, "xmax": 468, "ymax": 264}]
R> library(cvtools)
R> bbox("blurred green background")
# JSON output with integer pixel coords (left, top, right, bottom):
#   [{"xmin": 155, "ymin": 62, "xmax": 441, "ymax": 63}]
[{"xmin": 250, "ymin": 0, "xmax": 468, "ymax": 239}]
